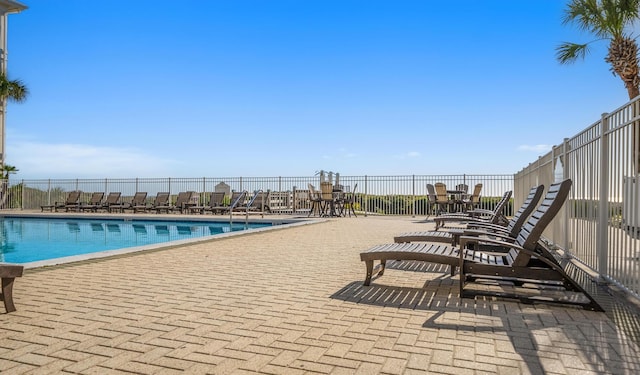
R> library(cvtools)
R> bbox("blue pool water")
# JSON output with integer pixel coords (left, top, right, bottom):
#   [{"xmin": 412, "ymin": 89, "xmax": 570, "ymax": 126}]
[{"xmin": 0, "ymin": 217, "xmax": 272, "ymax": 264}]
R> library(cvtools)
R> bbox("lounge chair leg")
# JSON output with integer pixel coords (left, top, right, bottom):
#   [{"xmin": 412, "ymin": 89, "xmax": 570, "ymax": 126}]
[
  {"xmin": 2, "ymin": 277, "xmax": 17, "ymax": 313},
  {"xmin": 364, "ymin": 260, "xmax": 373, "ymax": 286},
  {"xmin": 450, "ymin": 265, "xmax": 456, "ymax": 276}
]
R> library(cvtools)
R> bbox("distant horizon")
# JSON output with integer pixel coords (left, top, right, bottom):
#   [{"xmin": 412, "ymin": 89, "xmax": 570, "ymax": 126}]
[{"xmin": 5, "ymin": 1, "xmax": 631, "ymax": 180}]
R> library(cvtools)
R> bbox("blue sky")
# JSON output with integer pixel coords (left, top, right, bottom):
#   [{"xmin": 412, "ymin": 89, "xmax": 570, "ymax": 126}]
[{"xmin": 4, "ymin": 0, "xmax": 631, "ymax": 179}]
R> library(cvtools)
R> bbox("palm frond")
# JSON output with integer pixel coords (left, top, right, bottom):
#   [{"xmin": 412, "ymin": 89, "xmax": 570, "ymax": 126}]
[
  {"xmin": 562, "ymin": 0, "xmax": 640, "ymax": 39},
  {"xmin": 556, "ymin": 42, "xmax": 591, "ymax": 64},
  {"xmin": 0, "ymin": 74, "xmax": 28, "ymax": 103}
]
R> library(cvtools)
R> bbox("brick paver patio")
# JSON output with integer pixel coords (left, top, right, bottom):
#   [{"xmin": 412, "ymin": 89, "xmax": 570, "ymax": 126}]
[{"xmin": 1, "ymin": 215, "xmax": 639, "ymax": 374}]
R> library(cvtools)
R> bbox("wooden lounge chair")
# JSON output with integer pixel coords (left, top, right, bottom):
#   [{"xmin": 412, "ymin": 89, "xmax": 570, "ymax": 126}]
[
  {"xmin": 189, "ymin": 191, "xmax": 226, "ymax": 214},
  {"xmin": 133, "ymin": 192, "xmax": 170, "ymax": 213},
  {"xmin": 109, "ymin": 192, "xmax": 147, "ymax": 213},
  {"xmin": 101, "ymin": 192, "xmax": 122, "ymax": 212},
  {"xmin": 360, "ymin": 179, "xmax": 603, "ymax": 311},
  {"xmin": 40, "ymin": 190, "xmax": 81, "ymax": 212},
  {"xmin": 0, "ymin": 263, "xmax": 24, "ymax": 313},
  {"xmin": 79, "ymin": 192, "xmax": 105, "ymax": 212},
  {"xmin": 210, "ymin": 191, "xmax": 247, "ymax": 215},
  {"xmin": 238, "ymin": 190, "xmax": 271, "ymax": 214},
  {"xmin": 154, "ymin": 191, "xmax": 194, "ymax": 214},
  {"xmin": 433, "ymin": 190, "xmax": 512, "ymax": 230},
  {"xmin": 395, "ymin": 185, "xmax": 544, "ymax": 247}
]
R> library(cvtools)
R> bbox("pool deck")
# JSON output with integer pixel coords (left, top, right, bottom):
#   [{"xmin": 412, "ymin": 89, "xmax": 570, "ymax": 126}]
[{"xmin": 1, "ymin": 214, "xmax": 640, "ymax": 374}]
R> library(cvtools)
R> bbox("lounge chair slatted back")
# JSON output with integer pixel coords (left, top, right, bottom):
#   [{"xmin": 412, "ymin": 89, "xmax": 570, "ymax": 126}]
[
  {"xmin": 80, "ymin": 192, "xmax": 105, "ymax": 212},
  {"xmin": 171, "ymin": 191, "xmax": 194, "ymax": 213},
  {"xmin": 153, "ymin": 192, "xmax": 170, "ymax": 206},
  {"xmin": 208, "ymin": 191, "xmax": 225, "ymax": 207},
  {"xmin": 87, "ymin": 192, "xmax": 104, "ymax": 205},
  {"xmin": 503, "ymin": 185, "xmax": 544, "ymax": 238},
  {"xmin": 102, "ymin": 192, "xmax": 121, "ymax": 211}
]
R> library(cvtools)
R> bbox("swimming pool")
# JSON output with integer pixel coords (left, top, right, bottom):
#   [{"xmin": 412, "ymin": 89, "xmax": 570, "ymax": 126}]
[{"xmin": 0, "ymin": 216, "xmax": 276, "ymax": 266}]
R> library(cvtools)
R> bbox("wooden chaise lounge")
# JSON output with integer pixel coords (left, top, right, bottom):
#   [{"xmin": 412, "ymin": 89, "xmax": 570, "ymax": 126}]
[
  {"xmin": 189, "ymin": 191, "xmax": 226, "ymax": 214},
  {"xmin": 360, "ymin": 179, "xmax": 604, "ymax": 311},
  {"xmin": 0, "ymin": 263, "xmax": 23, "ymax": 313},
  {"xmin": 108, "ymin": 192, "xmax": 147, "ymax": 213},
  {"xmin": 79, "ymin": 192, "xmax": 105, "ymax": 212},
  {"xmin": 394, "ymin": 185, "xmax": 544, "ymax": 247},
  {"xmin": 40, "ymin": 190, "xmax": 82, "ymax": 212}
]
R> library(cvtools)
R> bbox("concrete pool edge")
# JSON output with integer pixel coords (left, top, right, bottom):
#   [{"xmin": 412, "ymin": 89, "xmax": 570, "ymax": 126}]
[{"xmin": 0, "ymin": 212, "xmax": 324, "ymax": 269}]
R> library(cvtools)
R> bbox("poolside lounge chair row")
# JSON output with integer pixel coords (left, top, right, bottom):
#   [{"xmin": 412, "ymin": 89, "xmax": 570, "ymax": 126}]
[
  {"xmin": 359, "ymin": 179, "xmax": 605, "ymax": 311},
  {"xmin": 39, "ymin": 190, "xmax": 272, "ymax": 215}
]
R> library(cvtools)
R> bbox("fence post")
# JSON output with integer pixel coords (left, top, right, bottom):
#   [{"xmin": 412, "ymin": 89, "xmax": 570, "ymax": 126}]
[
  {"xmin": 562, "ymin": 138, "xmax": 570, "ymax": 256},
  {"xmin": 21, "ymin": 179, "xmax": 24, "ymax": 210},
  {"xmin": 597, "ymin": 113, "xmax": 609, "ymax": 282},
  {"xmin": 364, "ymin": 175, "xmax": 368, "ymax": 217},
  {"xmin": 412, "ymin": 174, "xmax": 415, "ymax": 218},
  {"xmin": 292, "ymin": 186, "xmax": 297, "ymax": 214}
]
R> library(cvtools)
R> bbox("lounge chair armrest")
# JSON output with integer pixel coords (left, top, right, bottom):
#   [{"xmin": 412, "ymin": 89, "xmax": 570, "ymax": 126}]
[
  {"xmin": 466, "ymin": 222, "xmax": 509, "ymax": 231},
  {"xmin": 458, "ymin": 236, "xmax": 522, "ymax": 251},
  {"xmin": 464, "ymin": 224, "xmax": 512, "ymax": 238},
  {"xmin": 466, "ymin": 208, "xmax": 494, "ymax": 217},
  {"xmin": 460, "ymin": 229, "xmax": 516, "ymax": 242}
]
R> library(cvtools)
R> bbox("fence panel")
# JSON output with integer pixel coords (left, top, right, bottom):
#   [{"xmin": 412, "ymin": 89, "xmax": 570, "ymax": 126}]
[
  {"xmin": 9, "ymin": 174, "xmax": 513, "ymax": 216},
  {"xmin": 515, "ymin": 97, "xmax": 640, "ymax": 298}
]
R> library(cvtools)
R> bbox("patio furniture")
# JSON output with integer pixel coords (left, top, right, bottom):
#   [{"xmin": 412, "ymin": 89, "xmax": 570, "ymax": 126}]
[
  {"xmin": 101, "ymin": 192, "xmax": 122, "ymax": 212},
  {"xmin": 189, "ymin": 191, "xmax": 226, "ymax": 214},
  {"xmin": 462, "ymin": 183, "xmax": 483, "ymax": 211},
  {"xmin": 241, "ymin": 190, "xmax": 271, "ymax": 214},
  {"xmin": 455, "ymin": 184, "xmax": 469, "ymax": 194},
  {"xmin": 79, "ymin": 192, "xmax": 105, "ymax": 212},
  {"xmin": 434, "ymin": 183, "xmax": 452, "ymax": 214},
  {"xmin": 41, "ymin": 190, "xmax": 81, "ymax": 212},
  {"xmin": 109, "ymin": 192, "xmax": 147, "ymax": 213},
  {"xmin": 155, "ymin": 191, "xmax": 194, "ymax": 214},
  {"xmin": 395, "ymin": 185, "xmax": 543, "ymax": 247},
  {"xmin": 307, "ymin": 184, "xmax": 325, "ymax": 217},
  {"xmin": 426, "ymin": 184, "xmax": 438, "ymax": 217},
  {"xmin": 433, "ymin": 190, "xmax": 512, "ymax": 230},
  {"xmin": 210, "ymin": 191, "xmax": 247, "ymax": 215},
  {"xmin": 134, "ymin": 192, "xmax": 170, "ymax": 213},
  {"xmin": 338, "ymin": 184, "xmax": 358, "ymax": 217},
  {"xmin": 360, "ymin": 179, "xmax": 603, "ymax": 311},
  {"xmin": 0, "ymin": 263, "xmax": 23, "ymax": 313}
]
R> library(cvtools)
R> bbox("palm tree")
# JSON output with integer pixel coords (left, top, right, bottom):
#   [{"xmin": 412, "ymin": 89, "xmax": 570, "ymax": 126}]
[
  {"xmin": 0, "ymin": 164, "xmax": 18, "ymax": 180},
  {"xmin": 556, "ymin": 0, "xmax": 640, "ymax": 99},
  {"xmin": 0, "ymin": 73, "xmax": 28, "ymax": 104}
]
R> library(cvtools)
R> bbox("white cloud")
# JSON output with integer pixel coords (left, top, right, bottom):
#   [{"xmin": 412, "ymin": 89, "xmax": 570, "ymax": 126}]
[
  {"xmin": 517, "ymin": 144, "xmax": 552, "ymax": 153},
  {"xmin": 7, "ymin": 141, "xmax": 182, "ymax": 179}
]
